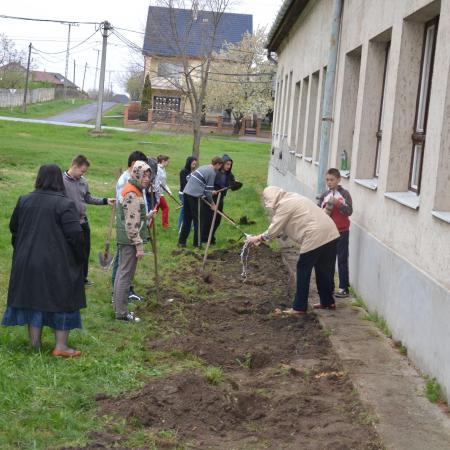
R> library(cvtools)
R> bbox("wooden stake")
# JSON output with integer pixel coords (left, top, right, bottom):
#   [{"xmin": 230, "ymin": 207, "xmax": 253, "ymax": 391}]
[
  {"xmin": 202, "ymin": 192, "xmax": 221, "ymax": 271},
  {"xmin": 150, "ymin": 186, "xmax": 161, "ymax": 303}
]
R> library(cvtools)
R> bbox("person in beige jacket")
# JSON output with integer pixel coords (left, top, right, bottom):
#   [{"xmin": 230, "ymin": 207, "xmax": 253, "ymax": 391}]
[{"xmin": 247, "ymin": 186, "xmax": 339, "ymax": 314}]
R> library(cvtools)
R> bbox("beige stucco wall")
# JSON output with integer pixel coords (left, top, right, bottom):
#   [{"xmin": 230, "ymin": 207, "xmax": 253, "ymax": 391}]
[
  {"xmin": 144, "ymin": 55, "xmax": 204, "ymax": 114},
  {"xmin": 269, "ymin": 0, "xmax": 450, "ymax": 398},
  {"xmin": 271, "ymin": 0, "xmax": 450, "ymax": 291}
]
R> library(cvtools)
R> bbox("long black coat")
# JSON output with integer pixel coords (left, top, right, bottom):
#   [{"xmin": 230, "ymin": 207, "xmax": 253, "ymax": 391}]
[{"xmin": 7, "ymin": 190, "xmax": 86, "ymax": 313}]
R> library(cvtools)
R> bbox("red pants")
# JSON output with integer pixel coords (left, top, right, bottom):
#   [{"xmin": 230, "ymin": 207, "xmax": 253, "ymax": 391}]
[{"xmin": 157, "ymin": 195, "xmax": 169, "ymax": 228}]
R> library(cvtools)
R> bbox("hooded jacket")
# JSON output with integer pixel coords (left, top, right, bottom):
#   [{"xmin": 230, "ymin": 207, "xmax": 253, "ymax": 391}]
[
  {"xmin": 116, "ymin": 161, "xmax": 150, "ymax": 251},
  {"xmin": 262, "ymin": 186, "xmax": 339, "ymax": 254},
  {"xmin": 179, "ymin": 156, "xmax": 197, "ymax": 193},
  {"xmin": 214, "ymin": 154, "xmax": 235, "ymax": 197}
]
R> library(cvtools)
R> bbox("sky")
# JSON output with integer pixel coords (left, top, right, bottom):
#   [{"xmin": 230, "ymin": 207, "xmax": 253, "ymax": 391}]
[{"xmin": 0, "ymin": 0, "xmax": 283, "ymax": 95}]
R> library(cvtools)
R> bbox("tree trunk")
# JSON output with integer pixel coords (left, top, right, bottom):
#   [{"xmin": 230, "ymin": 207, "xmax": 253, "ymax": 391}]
[{"xmin": 192, "ymin": 116, "xmax": 202, "ymax": 159}]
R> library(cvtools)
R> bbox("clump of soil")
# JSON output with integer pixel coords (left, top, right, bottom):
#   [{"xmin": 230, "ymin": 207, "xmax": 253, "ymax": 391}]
[
  {"xmin": 80, "ymin": 244, "xmax": 383, "ymax": 449},
  {"xmin": 239, "ymin": 215, "xmax": 256, "ymax": 225}
]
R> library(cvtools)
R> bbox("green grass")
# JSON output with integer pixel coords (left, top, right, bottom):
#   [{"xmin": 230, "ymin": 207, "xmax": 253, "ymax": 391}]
[
  {"xmin": 0, "ymin": 98, "xmax": 91, "ymax": 119},
  {"xmin": 0, "ymin": 120, "xmax": 270, "ymax": 449},
  {"xmin": 203, "ymin": 366, "xmax": 224, "ymax": 385},
  {"xmin": 95, "ymin": 103, "xmax": 126, "ymax": 127},
  {"xmin": 424, "ymin": 377, "xmax": 445, "ymax": 404}
]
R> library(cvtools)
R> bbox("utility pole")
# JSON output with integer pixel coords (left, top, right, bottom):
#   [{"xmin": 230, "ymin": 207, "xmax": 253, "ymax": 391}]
[
  {"xmin": 93, "ymin": 49, "xmax": 100, "ymax": 92},
  {"xmin": 94, "ymin": 21, "xmax": 112, "ymax": 133},
  {"xmin": 22, "ymin": 42, "xmax": 32, "ymax": 113},
  {"xmin": 64, "ymin": 23, "xmax": 72, "ymax": 99},
  {"xmin": 81, "ymin": 62, "xmax": 87, "ymax": 93},
  {"xmin": 73, "ymin": 59, "xmax": 76, "ymax": 85},
  {"xmin": 107, "ymin": 70, "xmax": 112, "ymax": 100}
]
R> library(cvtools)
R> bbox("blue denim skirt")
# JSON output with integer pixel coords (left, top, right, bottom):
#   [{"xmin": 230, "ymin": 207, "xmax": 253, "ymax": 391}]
[{"xmin": 2, "ymin": 306, "xmax": 82, "ymax": 330}]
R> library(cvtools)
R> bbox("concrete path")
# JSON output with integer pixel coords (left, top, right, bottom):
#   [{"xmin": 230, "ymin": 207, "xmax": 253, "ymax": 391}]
[
  {"xmin": 45, "ymin": 101, "xmax": 116, "ymax": 123},
  {"xmin": 0, "ymin": 115, "xmax": 136, "ymax": 133},
  {"xmin": 280, "ymin": 245, "xmax": 450, "ymax": 450}
]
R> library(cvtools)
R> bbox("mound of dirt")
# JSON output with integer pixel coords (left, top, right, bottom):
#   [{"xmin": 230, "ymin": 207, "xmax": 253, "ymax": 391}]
[
  {"xmin": 97, "ymin": 372, "xmax": 268, "ymax": 436},
  {"xmin": 79, "ymin": 244, "xmax": 383, "ymax": 449}
]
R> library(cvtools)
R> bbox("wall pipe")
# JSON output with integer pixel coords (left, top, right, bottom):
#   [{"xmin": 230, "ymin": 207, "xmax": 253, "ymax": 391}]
[{"xmin": 316, "ymin": 0, "xmax": 344, "ymax": 197}]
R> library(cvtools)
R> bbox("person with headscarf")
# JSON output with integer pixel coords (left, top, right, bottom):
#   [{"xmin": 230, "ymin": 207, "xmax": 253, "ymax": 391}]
[
  {"xmin": 2, "ymin": 164, "xmax": 85, "ymax": 357},
  {"xmin": 113, "ymin": 161, "xmax": 153, "ymax": 322},
  {"xmin": 178, "ymin": 156, "xmax": 198, "ymax": 232},
  {"xmin": 246, "ymin": 186, "xmax": 339, "ymax": 314}
]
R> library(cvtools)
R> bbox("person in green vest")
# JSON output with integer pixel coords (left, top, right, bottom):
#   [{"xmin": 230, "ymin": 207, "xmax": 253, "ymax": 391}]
[{"xmin": 113, "ymin": 161, "xmax": 154, "ymax": 322}]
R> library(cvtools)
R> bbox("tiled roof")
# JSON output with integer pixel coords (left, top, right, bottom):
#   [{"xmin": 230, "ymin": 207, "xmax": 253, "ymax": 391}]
[
  {"xmin": 143, "ymin": 6, "xmax": 252, "ymax": 58},
  {"xmin": 32, "ymin": 71, "xmax": 78, "ymax": 88}
]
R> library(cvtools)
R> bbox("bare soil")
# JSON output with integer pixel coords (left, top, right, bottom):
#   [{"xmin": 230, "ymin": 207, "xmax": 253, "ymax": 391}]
[{"xmin": 77, "ymin": 245, "xmax": 383, "ymax": 449}]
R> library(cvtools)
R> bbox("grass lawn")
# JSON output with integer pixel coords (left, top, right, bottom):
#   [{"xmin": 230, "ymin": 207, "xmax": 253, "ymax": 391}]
[
  {"xmin": 91, "ymin": 103, "xmax": 126, "ymax": 127},
  {"xmin": 0, "ymin": 98, "xmax": 91, "ymax": 119},
  {"xmin": 0, "ymin": 120, "xmax": 270, "ymax": 449}
]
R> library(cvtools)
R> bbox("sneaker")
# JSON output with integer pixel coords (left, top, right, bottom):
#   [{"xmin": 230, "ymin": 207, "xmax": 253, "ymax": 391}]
[
  {"xmin": 335, "ymin": 289, "xmax": 349, "ymax": 298},
  {"xmin": 116, "ymin": 312, "xmax": 141, "ymax": 322},
  {"xmin": 128, "ymin": 290, "xmax": 144, "ymax": 302},
  {"xmin": 84, "ymin": 279, "xmax": 94, "ymax": 287},
  {"xmin": 177, "ymin": 242, "xmax": 186, "ymax": 248}
]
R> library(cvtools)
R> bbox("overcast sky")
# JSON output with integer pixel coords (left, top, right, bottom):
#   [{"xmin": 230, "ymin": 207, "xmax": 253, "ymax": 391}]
[{"xmin": 0, "ymin": 0, "xmax": 283, "ymax": 94}]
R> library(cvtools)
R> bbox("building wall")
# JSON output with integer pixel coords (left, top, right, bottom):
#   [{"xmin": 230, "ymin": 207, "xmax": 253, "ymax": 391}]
[{"xmin": 269, "ymin": 0, "xmax": 450, "ymax": 398}]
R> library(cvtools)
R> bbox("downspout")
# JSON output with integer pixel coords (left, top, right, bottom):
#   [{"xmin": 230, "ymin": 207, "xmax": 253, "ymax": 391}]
[{"xmin": 316, "ymin": 0, "xmax": 344, "ymax": 197}]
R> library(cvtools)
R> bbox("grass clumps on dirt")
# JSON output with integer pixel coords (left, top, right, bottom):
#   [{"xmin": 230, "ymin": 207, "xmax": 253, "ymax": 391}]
[{"xmin": 203, "ymin": 366, "xmax": 225, "ymax": 385}]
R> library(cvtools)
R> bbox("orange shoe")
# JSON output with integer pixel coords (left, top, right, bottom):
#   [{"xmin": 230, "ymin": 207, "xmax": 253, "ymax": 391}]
[{"xmin": 52, "ymin": 348, "xmax": 81, "ymax": 357}]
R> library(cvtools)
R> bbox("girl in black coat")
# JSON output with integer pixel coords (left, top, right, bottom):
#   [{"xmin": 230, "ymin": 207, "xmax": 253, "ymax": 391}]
[{"xmin": 2, "ymin": 165, "xmax": 86, "ymax": 357}]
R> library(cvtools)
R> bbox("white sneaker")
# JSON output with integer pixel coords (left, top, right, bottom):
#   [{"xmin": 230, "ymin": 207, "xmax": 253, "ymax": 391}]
[{"xmin": 116, "ymin": 312, "xmax": 141, "ymax": 322}]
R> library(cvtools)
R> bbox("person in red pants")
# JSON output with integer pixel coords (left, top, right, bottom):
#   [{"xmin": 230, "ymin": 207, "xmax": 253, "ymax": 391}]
[{"xmin": 155, "ymin": 155, "xmax": 172, "ymax": 228}]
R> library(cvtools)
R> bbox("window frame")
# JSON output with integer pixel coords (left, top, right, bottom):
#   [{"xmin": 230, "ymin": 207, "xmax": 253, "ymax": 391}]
[
  {"xmin": 408, "ymin": 17, "xmax": 439, "ymax": 193},
  {"xmin": 374, "ymin": 42, "xmax": 391, "ymax": 178}
]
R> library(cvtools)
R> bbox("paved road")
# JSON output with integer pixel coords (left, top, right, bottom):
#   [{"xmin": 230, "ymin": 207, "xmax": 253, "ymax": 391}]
[
  {"xmin": 46, "ymin": 101, "xmax": 116, "ymax": 123},
  {"xmin": 0, "ymin": 115, "xmax": 136, "ymax": 133}
]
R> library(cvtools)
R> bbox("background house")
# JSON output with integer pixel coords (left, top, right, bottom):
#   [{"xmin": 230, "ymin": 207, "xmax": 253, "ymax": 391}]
[
  {"xmin": 142, "ymin": 5, "xmax": 252, "ymax": 115},
  {"xmin": 267, "ymin": 0, "xmax": 450, "ymax": 398}
]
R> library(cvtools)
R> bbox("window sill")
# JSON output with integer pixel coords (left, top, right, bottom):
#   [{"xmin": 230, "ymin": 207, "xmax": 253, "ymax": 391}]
[
  {"xmin": 354, "ymin": 178, "xmax": 378, "ymax": 191},
  {"xmin": 289, "ymin": 150, "xmax": 295, "ymax": 155},
  {"xmin": 432, "ymin": 210, "xmax": 450, "ymax": 224},
  {"xmin": 295, "ymin": 153, "xmax": 303, "ymax": 158},
  {"xmin": 384, "ymin": 191, "xmax": 419, "ymax": 210},
  {"xmin": 313, "ymin": 161, "xmax": 319, "ymax": 166},
  {"xmin": 304, "ymin": 156, "xmax": 313, "ymax": 163},
  {"xmin": 340, "ymin": 170, "xmax": 350, "ymax": 179}
]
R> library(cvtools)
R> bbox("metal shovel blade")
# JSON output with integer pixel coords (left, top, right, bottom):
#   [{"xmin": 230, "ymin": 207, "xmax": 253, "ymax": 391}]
[
  {"xmin": 230, "ymin": 181, "xmax": 243, "ymax": 191},
  {"xmin": 99, "ymin": 249, "xmax": 114, "ymax": 269}
]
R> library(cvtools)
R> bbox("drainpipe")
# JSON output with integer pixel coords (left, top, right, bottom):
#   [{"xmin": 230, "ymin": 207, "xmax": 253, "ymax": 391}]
[{"xmin": 316, "ymin": 0, "xmax": 344, "ymax": 197}]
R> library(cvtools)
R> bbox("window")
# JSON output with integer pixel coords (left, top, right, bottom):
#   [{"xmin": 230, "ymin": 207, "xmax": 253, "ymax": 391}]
[
  {"xmin": 374, "ymin": 43, "xmax": 390, "ymax": 177},
  {"xmin": 336, "ymin": 47, "xmax": 362, "ymax": 171},
  {"xmin": 153, "ymin": 96, "xmax": 181, "ymax": 111},
  {"xmin": 304, "ymin": 71, "xmax": 319, "ymax": 159},
  {"xmin": 290, "ymin": 81, "xmax": 301, "ymax": 147},
  {"xmin": 157, "ymin": 62, "xmax": 183, "ymax": 83},
  {"xmin": 296, "ymin": 76, "xmax": 309, "ymax": 154},
  {"xmin": 409, "ymin": 18, "xmax": 438, "ymax": 192},
  {"xmin": 314, "ymin": 66, "xmax": 327, "ymax": 162}
]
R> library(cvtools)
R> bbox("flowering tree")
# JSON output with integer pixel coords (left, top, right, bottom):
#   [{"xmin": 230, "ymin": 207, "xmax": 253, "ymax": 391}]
[{"xmin": 206, "ymin": 28, "xmax": 275, "ymax": 133}]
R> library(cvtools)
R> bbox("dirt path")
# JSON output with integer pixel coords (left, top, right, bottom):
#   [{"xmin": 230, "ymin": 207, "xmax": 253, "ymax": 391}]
[{"xmin": 78, "ymin": 245, "xmax": 383, "ymax": 449}]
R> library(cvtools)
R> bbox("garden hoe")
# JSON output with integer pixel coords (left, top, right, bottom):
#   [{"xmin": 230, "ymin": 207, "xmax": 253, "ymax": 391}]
[
  {"xmin": 161, "ymin": 185, "xmax": 183, "ymax": 210},
  {"xmin": 201, "ymin": 197, "xmax": 249, "ymax": 239},
  {"xmin": 202, "ymin": 192, "xmax": 222, "ymax": 271}
]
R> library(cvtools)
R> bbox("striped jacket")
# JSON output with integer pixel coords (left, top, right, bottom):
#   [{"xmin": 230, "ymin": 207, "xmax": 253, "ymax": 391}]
[{"xmin": 183, "ymin": 164, "xmax": 217, "ymax": 202}]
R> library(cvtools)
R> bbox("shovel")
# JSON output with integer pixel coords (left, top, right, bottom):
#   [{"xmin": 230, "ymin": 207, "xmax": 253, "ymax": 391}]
[{"xmin": 99, "ymin": 202, "xmax": 116, "ymax": 269}]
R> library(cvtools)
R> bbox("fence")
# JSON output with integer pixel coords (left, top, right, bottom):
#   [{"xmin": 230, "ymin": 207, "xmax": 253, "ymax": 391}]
[{"xmin": 0, "ymin": 88, "xmax": 55, "ymax": 108}]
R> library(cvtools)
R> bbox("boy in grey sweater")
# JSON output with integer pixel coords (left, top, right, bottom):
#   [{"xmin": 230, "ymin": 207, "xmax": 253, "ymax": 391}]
[
  {"xmin": 178, "ymin": 156, "xmax": 223, "ymax": 248},
  {"xmin": 63, "ymin": 154, "xmax": 115, "ymax": 285}
]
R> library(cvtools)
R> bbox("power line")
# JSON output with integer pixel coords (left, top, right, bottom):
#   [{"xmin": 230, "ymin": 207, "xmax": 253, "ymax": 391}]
[
  {"xmin": 0, "ymin": 14, "xmax": 98, "ymax": 25},
  {"xmin": 32, "ymin": 28, "xmax": 99, "ymax": 55}
]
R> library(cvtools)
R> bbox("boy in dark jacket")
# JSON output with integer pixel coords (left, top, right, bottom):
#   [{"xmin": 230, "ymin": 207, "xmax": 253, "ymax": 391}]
[
  {"xmin": 318, "ymin": 168, "xmax": 353, "ymax": 298},
  {"xmin": 205, "ymin": 154, "xmax": 235, "ymax": 244}
]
